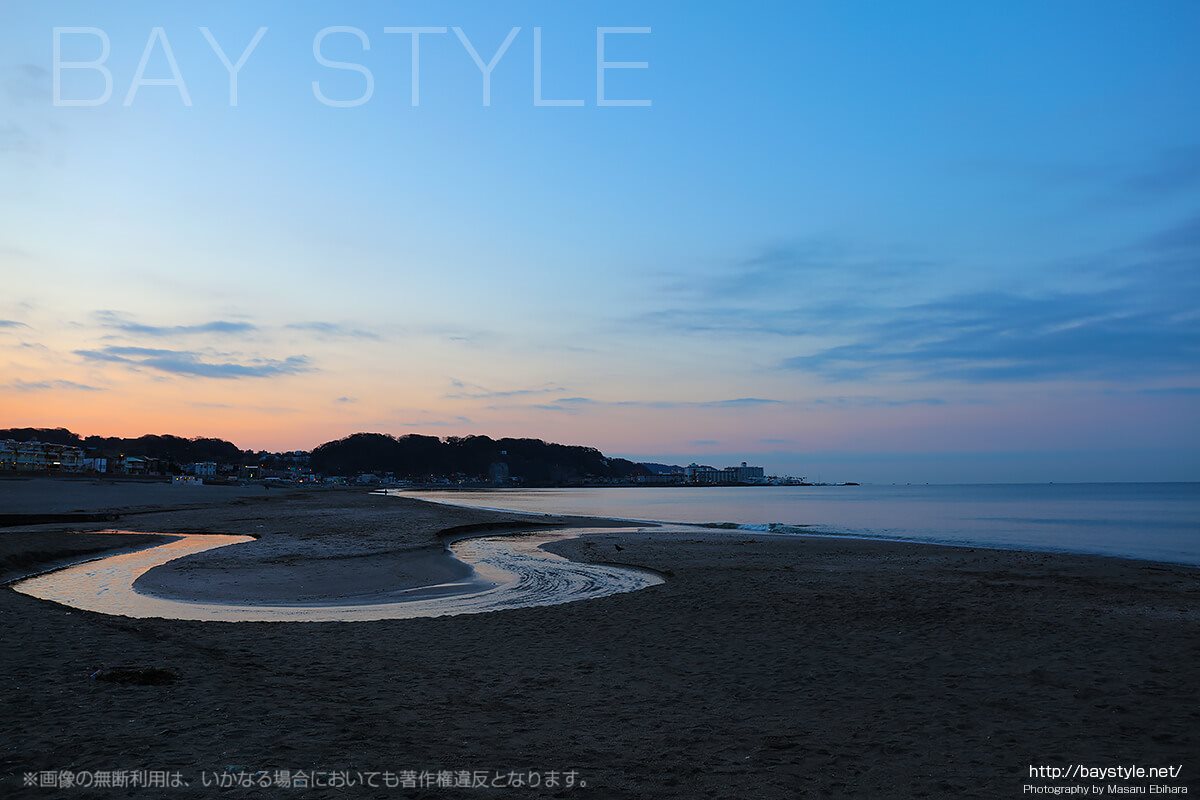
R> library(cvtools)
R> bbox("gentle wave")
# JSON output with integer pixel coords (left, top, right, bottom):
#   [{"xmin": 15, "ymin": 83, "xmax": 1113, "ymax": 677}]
[{"xmin": 404, "ymin": 485, "xmax": 1200, "ymax": 565}]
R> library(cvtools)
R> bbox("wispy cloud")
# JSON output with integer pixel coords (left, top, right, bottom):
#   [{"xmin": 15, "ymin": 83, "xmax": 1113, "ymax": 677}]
[
  {"xmin": 1137, "ymin": 386, "xmax": 1200, "ymax": 397},
  {"xmin": 690, "ymin": 397, "xmax": 781, "ymax": 408},
  {"xmin": 518, "ymin": 396, "xmax": 783, "ymax": 414},
  {"xmin": 782, "ymin": 288, "xmax": 1199, "ymax": 382},
  {"xmin": 96, "ymin": 313, "xmax": 387, "ymax": 343},
  {"xmin": 961, "ymin": 146, "xmax": 1200, "ymax": 207},
  {"xmin": 658, "ymin": 242, "xmax": 925, "ymax": 304},
  {"xmin": 638, "ymin": 307, "xmax": 811, "ymax": 337},
  {"xmin": 0, "ymin": 319, "xmax": 29, "ymax": 329},
  {"xmin": 335, "ymin": 396, "xmax": 358, "ymax": 404},
  {"xmin": 414, "ymin": 325, "xmax": 493, "ymax": 344},
  {"xmin": 286, "ymin": 321, "xmax": 379, "ymax": 340},
  {"xmin": 637, "ymin": 303, "xmax": 886, "ymax": 337},
  {"xmin": 806, "ymin": 395, "xmax": 947, "ymax": 408},
  {"xmin": 76, "ymin": 346, "xmax": 312, "ymax": 379},
  {"xmin": 96, "ymin": 311, "xmax": 256, "ymax": 337},
  {"xmin": 637, "ymin": 240, "xmax": 936, "ymax": 339},
  {"xmin": 5, "ymin": 379, "xmax": 102, "ymax": 392},
  {"xmin": 0, "ymin": 124, "xmax": 34, "ymax": 155},
  {"xmin": 1115, "ymin": 146, "xmax": 1200, "ymax": 200},
  {"xmin": 0, "ymin": 246, "xmax": 35, "ymax": 263},
  {"xmin": 446, "ymin": 379, "xmax": 567, "ymax": 400},
  {"xmin": 1140, "ymin": 212, "xmax": 1200, "ymax": 254},
  {"xmin": 4, "ymin": 64, "xmax": 49, "ymax": 105},
  {"xmin": 641, "ymin": 218, "xmax": 1200, "ymax": 385}
]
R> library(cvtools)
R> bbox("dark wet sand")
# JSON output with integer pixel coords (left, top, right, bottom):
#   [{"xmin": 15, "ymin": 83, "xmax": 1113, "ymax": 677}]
[{"xmin": 1, "ymin": 478, "xmax": 1197, "ymax": 798}]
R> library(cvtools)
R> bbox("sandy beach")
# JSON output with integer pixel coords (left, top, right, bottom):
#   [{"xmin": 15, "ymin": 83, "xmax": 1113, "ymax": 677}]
[{"xmin": 1, "ymin": 477, "xmax": 1196, "ymax": 798}]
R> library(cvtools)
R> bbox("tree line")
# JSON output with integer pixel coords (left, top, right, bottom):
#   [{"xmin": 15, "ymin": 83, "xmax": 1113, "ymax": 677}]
[
  {"xmin": 1, "ymin": 428, "xmax": 650, "ymax": 484},
  {"xmin": 310, "ymin": 433, "xmax": 648, "ymax": 484}
]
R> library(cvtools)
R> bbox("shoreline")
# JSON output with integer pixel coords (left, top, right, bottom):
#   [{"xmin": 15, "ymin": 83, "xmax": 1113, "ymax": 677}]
[
  {"xmin": 1, "ymin": 478, "xmax": 1196, "ymax": 798},
  {"xmin": 5, "ymin": 507, "xmax": 1195, "ymax": 615},
  {"xmin": 2, "ymin": 479, "xmax": 1194, "ymax": 602},
  {"xmin": 400, "ymin": 489, "xmax": 1200, "ymax": 571}
]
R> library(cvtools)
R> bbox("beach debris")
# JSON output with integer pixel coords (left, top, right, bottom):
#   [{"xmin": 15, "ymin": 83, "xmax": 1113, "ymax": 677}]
[{"xmin": 90, "ymin": 666, "xmax": 178, "ymax": 686}]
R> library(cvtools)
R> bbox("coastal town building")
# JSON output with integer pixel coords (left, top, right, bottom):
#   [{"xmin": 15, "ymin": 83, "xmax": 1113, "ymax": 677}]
[
  {"xmin": 0, "ymin": 440, "xmax": 86, "ymax": 472},
  {"xmin": 730, "ymin": 462, "xmax": 766, "ymax": 483},
  {"xmin": 636, "ymin": 472, "xmax": 685, "ymax": 485},
  {"xmin": 116, "ymin": 455, "xmax": 150, "ymax": 475},
  {"xmin": 186, "ymin": 462, "xmax": 218, "ymax": 478},
  {"xmin": 83, "ymin": 456, "xmax": 108, "ymax": 474},
  {"xmin": 684, "ymin": 464, "xmax": 725, "ymax": 484},
  {"xmin": 684, "ymin": 462, "xmax": 767, "ymax": 485}
]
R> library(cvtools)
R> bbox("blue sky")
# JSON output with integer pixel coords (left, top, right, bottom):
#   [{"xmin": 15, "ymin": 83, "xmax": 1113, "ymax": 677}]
[{"xmin": 1, "ymin": 1, "xmax": 1198, "ymax": 482}]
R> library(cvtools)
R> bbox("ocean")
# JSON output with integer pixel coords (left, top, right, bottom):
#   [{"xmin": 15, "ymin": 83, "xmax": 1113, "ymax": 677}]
[{"xmin": 406, "ymin": 483, "xmax": 1200, "ymax": 566}]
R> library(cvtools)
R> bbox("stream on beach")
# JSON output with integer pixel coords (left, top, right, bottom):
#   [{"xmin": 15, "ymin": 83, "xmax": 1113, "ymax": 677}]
[{"xmin": 10, "ymin": 528, "xmax": 665, "ymax": 622}]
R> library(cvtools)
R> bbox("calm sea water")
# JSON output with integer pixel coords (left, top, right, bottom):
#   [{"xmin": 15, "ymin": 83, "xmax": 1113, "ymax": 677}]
[{"xmin": 407, "ymin": 484, "xmax": 1200, "ymax": 566}]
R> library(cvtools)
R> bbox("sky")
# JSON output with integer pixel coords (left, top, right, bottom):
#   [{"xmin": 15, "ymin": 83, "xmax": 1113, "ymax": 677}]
[{"xmin": 1, "ymin": 1, "xmax": 1198, "ymax": 483}]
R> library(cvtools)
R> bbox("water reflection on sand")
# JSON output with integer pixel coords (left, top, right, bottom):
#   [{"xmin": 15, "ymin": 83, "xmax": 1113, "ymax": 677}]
[{"xmin": 10, "ymin": 529, "xmax": 663, "ymax": 622}]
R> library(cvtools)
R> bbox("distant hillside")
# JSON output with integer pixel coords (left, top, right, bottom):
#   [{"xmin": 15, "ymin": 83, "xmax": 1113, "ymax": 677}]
[
  {"xmin": 0, "ymin": 427, "xmax": 83, "ymax": 447},
  {"xmin": 310, "ymin": 433, "xmax": 648, "ymax": 484},
  {"xmin": 640, "ymin": 462, "xmax": 685, "ymax": 475}
]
